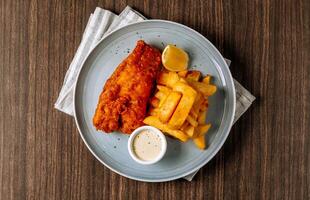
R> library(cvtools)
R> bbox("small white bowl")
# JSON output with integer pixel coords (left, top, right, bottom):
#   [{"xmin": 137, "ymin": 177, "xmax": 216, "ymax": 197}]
[{"xmin": 128, "ymin": 126, "xmax": 167, "ymax": 165}]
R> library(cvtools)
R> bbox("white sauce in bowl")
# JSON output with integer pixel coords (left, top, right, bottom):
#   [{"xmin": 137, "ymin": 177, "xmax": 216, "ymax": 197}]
[
  {"xmin": 133, "ymin": 130, "xmax": 162, "ymax": 161},
  {"xmin": 128, "ymin": 126, "xmax": 167, "ymax": 165}
]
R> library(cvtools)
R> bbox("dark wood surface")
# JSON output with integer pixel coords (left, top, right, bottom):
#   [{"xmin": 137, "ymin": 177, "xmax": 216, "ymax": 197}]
[{"xmin": 1, "ymin": 0, "xmax": 309, "ymax": 199}]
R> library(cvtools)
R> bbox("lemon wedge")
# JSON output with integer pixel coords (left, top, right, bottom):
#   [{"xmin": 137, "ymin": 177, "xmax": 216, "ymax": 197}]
[{"xmin": 162, "ymin": 45, "xmax": 189, "ymax": 71}]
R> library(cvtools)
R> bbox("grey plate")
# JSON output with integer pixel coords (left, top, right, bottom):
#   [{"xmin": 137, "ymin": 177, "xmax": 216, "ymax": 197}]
[{"xmin": 74, "ymin": 20, "xmax": 236, "ymax": 182}]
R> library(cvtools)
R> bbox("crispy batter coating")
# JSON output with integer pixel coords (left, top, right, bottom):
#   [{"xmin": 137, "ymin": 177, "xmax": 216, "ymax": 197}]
[{"xmin": 93, "ymin": 40, "xmax": 162, "ymax": 134}]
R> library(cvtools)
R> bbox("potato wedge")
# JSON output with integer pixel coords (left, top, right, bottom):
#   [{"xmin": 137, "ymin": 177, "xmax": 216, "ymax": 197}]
[
  {"xmin": 193, "ymin": 135, "xmax": 206, "ymax": 149},
  {"xmin": 143, "ymin": 116, "xmax": 188, "ymax": 142},
  {"xmin": 178, "ymin": 70, "xmax": 188, "ymax": 77},
  {"xmin": 186, "ymin": 115, "xmax": 198, "ymax": 127},
  {"xmin": 157, "ymin": 71, "xmax": 180, "ymax": 87},
  {"xmin": 150, "ymin": 97, "xmax": 159, "ymax": 108},
  {"xmin": 168, "ymin": 82, "xmax": 197, "ymax": 129},
  {"xmin": 198, "ymin": 109, "xmax": 207, "ymax": 124},
  {"xmin": 186, "ymin": 70, "xmax": 201, "ymax": 81},
  {"xmin": 186, "ymin": 79, "xmax": 217, "ymax": 96},
  {"xmin": 202, "ymin": 75, "xmax": 211, "ymax": 84},
  {"xmin": 158, "ymin": 91, "xmax": 182, "ymax": 123}
]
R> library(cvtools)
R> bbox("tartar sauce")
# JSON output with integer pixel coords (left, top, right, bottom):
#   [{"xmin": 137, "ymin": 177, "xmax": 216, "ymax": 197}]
[{"xmin": 133, "ymin": 130, "xmax": 162, "ymax": 161}]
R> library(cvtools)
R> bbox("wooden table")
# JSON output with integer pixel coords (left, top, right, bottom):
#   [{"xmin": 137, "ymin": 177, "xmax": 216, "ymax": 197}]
[{"xmin": 1, "ymin": 0, "xmax": 309, "ymax": 199}]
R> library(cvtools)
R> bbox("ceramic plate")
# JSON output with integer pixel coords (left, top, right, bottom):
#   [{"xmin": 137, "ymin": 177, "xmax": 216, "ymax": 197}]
[{"xmin": 74, "ymin": 20, "xmax": 235, "ymax": 182}]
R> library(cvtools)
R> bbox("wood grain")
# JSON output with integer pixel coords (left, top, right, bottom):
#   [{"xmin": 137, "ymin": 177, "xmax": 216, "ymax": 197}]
[{"xmin": 0, "ymin": 0, "xmax": 309, "ymax": 199}]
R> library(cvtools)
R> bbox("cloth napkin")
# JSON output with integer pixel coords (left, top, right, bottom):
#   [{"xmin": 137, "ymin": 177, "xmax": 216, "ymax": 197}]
[{"xmin": 55, "ymin": 6, "xmax": 255, "ymax": 181}]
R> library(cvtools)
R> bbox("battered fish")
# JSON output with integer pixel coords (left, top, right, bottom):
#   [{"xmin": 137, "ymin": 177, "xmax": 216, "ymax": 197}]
[{"xmin": 93, "ymin": 40, "xmax": 162, "ymax": 134}]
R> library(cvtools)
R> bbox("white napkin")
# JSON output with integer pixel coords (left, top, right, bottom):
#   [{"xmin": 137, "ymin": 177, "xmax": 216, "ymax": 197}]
[{"xmin": 55, "ymin": 6, "xmax": 255, "ymax": 181}]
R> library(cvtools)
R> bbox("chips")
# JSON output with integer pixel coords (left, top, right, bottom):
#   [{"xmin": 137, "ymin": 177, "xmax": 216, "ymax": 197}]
[
  {"xmin": 186, "ymin": 70, "xmax": 201, "ymax": 81},
  {"xmin": 158, "ymin": 91, "xmax": 182, "ymax": 123},
  {"xmin": 186, "ymin": 79, "xmax": 217, "ymax": 97},
  {"xmin": 143, "ymin": 116, "xmax": 188, "ymax": 142},
  {"xmin": 144, "ymin": 70, "xmax": 217, "ymax": 149},
  {"xmin": 168, "ymin": 81, "xmax": 197, "ymax": 129}
]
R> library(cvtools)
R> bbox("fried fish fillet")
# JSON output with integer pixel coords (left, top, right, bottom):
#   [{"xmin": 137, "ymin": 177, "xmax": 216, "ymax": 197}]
[{"xmin": 93, "ymin": 40, "xmax": 162, "ymax": 134}]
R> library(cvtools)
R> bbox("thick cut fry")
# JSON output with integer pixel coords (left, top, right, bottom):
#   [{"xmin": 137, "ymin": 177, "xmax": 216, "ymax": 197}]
[
  {"xmin": 198, "ymin": 109, "xmax": 207, "ymax": 124},
  {"xmin": 186, "ymin": 80, "xmax": 217, "ymax": 96},
  {"xmin": 145, "ymin": 68, "xmax": 216, "ymax": 149},
  {"xmin": 202, "ymin": 75, "xmax": 211, "ymax": 84},
  {"xmin": 186, "ymin": 70, "xmax": 201, "ymax": 81},
  {"xmin": 184, "ymin": 125, "xmax": 196, "ymax": 137},
  {"xmin": 158, "ymin": 91, "xmax": 182, "ymax": 123},
  {"xmin": 178, "ymin": 70, "xmax": 188, "ymax": 77},
  {"xmin": 179, "ymin": 78, "xmax": 187, "ymax": 83},
  {"xmin": 157, "ymin": 85, "xmax": 171, "ymax": 95},
  {"xmin": 149, "ymin": 108, "xmax": 159, "ymax": 116},
  {"xmin": 180, "ymin": 121, "xmax": 189, "ymax": 131},
  {"xmin": 191, "ymin": 93, "xmax": 203, "ymax": 117},
  {"xmin": 186, "ymin": 115, "xmax": 198, "ymax": 127},
  {"xmin": 200, "ymin": 98, "xmax": 208, "ymax": 111},
  {"xmin": 157, "ymin": 72, "xmax": 180, "ymax": 87},
  {"xmin": 168, "ymin": 82, "xmax": 197, "ymax": 129},
  {"xmin": 193, "ymin": 136, "xmax": 206, "ymax": 149},
  {"xmin": 157, "ymin": 72, "xmax": 169, "ymax": 83},
  {"xmin": 150, "ymin": 97, "xmax": 159, "ymax": 108},
  {"xmin": 196, "ymin": 124, "xmax": 211, "ymax": 137},
  {"xmin": 155, "ymin": 91, "xmax": 167, "ymax": 100},
  {"xmin": 158, "ymin": 98, "xmax": 167, "ymax": 108},
  {"xmin": 190, "ymin": 109, "xmax": 198, "ymax": 119},
  {"xmin": 143, "ymin": 116, "xmax": 188, "ymax": 142}
]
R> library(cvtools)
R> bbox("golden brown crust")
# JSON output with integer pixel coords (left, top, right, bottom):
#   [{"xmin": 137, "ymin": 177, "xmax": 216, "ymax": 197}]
[{"xmin": 93, "ymin": 40, "xmax": 162, "ymax": 134}]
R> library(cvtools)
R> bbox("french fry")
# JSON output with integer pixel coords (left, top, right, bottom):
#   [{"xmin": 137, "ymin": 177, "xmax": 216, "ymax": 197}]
[
  {"xmin": 184, "ymin": 125, "xmax": 196, "ymax": 137},
  {"xmin": 191, "ymin": 93, "xmax": 203, "ymax": 118},
  {"xmin": 186, "ymin": 115, "xmax": 198, "ymax": 127},
  {"xmin": 157, "ymin": 85, "xmax": 171, "ymax": 95},
  {"xmin": 186, "ymin": 79, "xmax": 217, "ymax": 97},
  {"xmin": 150, "ymin": 97, "xmax": 159, "ymax": 108},
  {"xmin": 143, "ymin": 116, "xmax": 188, "ymax": 142},
  {"xmin": 200, "ymin": 98, "xmax": 208, "ymax": 111},
  {"xmin": 179, "ymin": 77, "xmax": 187, "ymax": 83},
  {"xmin": 158, "ymin": 98, "xmax": 167, "ymax": 108},
  {"xmin": 157, "ymin": 72, "xmax": 169, "ymax": 84},
  {"xmin": 186, "ymin": 70, "xmax": 201, "ymax": 81},
  {"xmin": 157, "ymin": 72, "xmax": 180, "ymax": 87},
  {"xmin": 145, "ymin": 70, "xmax": 216, "ymax": 150},
  {"xmin": 190, "ymin": 109, "xmax": 198, "ymax": 119},
  {"xmin": 193, "ymin": 135, "xmax": 206, "ymax": 149},
  {"xmin": 168, "ymin": 81, "xmax": 197, "ymax": 129},
  {"xmin": 180, "ymin": 121, "xmax": 189, "ymax": 131},
  {"xmin": 149, "ymin": 108, "xmax": 159, "ymax": 116},
  {"xmin": 155, "ymin": 91, "xmax": 167, "ymax": 100},
  {"xmin": 198, "ymin": 109, "xmax": 207, "ymax": 124},
  {"xmin": 194, "ymin": 119, "xmax": 211, "ymax": 144},
  {"xmin": 196, "ymin": 124, "xmax": 211, "ymax": 137},
  {"xmin": 158, "ymin": 91, "xmax": 182, "ymax": 123},
  {"xmin": 202, "ymin": 75, "xmax": 211, "ymax": 84},
  {"xmin": 178, "ymin": 70, "xmax": 188, "ymax": 77}
]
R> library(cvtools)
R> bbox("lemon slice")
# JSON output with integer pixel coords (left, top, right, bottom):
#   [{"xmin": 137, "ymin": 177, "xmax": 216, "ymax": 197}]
[{"xmin": 162, "ymin": 45, "xmax": 189, "ymax": 71}]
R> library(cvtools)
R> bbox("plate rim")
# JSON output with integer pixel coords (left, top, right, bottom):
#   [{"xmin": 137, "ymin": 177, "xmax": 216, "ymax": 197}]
[{"xmin": 73, "ymin": 19, "xmax": 236, "ymax": 182}]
